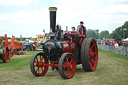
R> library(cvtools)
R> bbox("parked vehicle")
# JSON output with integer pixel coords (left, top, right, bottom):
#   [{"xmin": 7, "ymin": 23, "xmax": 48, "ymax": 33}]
[
  {"xmin": 22, "ymin": 39, "xmax": 35, "ymax": 51},
  {"xmin": 0, "ymin": 34, "xmax": 15, "ymax": 63}
]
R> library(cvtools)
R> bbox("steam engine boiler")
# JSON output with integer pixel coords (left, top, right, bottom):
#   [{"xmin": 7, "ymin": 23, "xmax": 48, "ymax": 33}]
[{"xmin": 30, "ymin": 7, "xmax": 98, "ymax": 79}]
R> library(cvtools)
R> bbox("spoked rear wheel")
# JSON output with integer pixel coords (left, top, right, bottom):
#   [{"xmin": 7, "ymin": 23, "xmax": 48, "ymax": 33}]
[
  {"xmin": 2, "ymin": 47, "xmax": 9, "ymax": 63},
  {"xmin": 81, "ymin": 38, "xmax": 98, "ymax": 71},
  {"xmin": 59, "ymin": 53, "xmax": 76, "ymax": 79},
  {"xmin": 30, "ymin": 52, "xmax": 49, "ymax": 76}
]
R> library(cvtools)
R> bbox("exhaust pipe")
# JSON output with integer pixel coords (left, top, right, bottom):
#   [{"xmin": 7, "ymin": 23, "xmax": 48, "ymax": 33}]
[{"xmin": 49, "ymin": 7, "xmax": 57, "ymax": 33}]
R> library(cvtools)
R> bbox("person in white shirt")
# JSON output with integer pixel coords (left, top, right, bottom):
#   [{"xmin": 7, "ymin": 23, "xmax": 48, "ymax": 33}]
[{"xmin": 114, "ymin": 42, "xmax": 119, "ymax": 48}]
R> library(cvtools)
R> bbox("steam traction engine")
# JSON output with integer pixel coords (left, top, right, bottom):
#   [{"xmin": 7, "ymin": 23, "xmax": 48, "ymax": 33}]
[
  {"xmin": 0, "ymin": 34, "xmax": 15, "ymax": 63},
  {"xmin": 30, "ymin": 7, "xmax": 98, "ymax": 79}
]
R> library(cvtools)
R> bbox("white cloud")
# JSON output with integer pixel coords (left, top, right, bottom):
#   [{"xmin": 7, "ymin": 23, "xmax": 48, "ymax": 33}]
[
  {"xmin": 0, "ymin": 0, "xmax": 128, "ymax": 37},
  {"xmin": 52, "ymin": 0, "xmax": 128, "ymax": 32},
  {"xmin": 0, "ymin": 0, "xmax": 32, "ymax": 7},
  {"xmin": 0, "ymin": 8, "xmax": 49, "ymax": 37},
  {"xmin": 108, "ymin": 0, "xmax": 128, "ymax": 5}
]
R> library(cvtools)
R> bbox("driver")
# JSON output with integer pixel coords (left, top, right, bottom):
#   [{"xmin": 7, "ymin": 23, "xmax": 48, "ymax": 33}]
[
  {"xmin": 71, "ymin": 27, "xmax": 76, "ymax": 33},
  {"xmin": 68, "ymin": 27, "xmax": 76, "ymax": 39}
]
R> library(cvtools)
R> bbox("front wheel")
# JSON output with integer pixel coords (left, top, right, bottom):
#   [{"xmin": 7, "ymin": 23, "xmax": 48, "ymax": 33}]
[
  {"xmin": 30, "ymin": 52, "xmax": 49, "ymax": 76},
  {"xmin": 58, "ymin": 53, "xmax": 76, "ymax": 79}
]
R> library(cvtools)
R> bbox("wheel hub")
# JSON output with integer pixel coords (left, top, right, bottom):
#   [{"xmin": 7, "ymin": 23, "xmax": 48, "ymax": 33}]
[
  {"xmin": 66, "ymin": 62, "xmax": 72, "ymax": 69},
  {"xmin": 37, "ymin": 62, "xmax": 43, "ymax": 67}
]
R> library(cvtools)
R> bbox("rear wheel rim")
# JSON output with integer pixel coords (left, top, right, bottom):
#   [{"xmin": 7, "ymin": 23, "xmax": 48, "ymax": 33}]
[
  {"xmin": 3, "ymin": 48, "xmax": 9, "ymax": 63},
  {"xmin": 34, "ymin": 53, "xmax": 48, "ymax": 76},
  {"xmin": 89, "ymin": 40, "xmax": 98, "ymax": 70}
]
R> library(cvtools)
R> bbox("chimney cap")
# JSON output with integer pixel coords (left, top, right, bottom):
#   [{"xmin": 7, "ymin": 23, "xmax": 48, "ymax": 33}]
[{"xmin": 49, "ymin": 7, "xmax": 57, "ymax": 11}]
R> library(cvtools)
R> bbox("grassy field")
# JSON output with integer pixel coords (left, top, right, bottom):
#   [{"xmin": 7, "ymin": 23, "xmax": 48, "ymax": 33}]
[{"xmin": 0, "ymin": 50, "xmax": 128, "ymax": 85}]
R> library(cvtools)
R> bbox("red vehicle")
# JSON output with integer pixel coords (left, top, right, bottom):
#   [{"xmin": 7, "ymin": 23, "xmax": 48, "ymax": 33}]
[
  {"xmin": 0, "ymin": 34, "xmax": 15, "ymax": 63},
  {"xmin": 10, "ymin": 40, "xmax": 22, "ymax": 56},
  {"xmin": 30, "ymin": 7, "xmax": 98, "ymax": 79}
]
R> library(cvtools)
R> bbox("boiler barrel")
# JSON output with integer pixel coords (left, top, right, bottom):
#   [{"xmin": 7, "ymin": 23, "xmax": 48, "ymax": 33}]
[
  {"xmin": 61, "ymin": 41, "xmax": 77, "ymax": 53},
  {"xmin": 49, "ymin": 7, "xmax": 57, "ymax": 33}
]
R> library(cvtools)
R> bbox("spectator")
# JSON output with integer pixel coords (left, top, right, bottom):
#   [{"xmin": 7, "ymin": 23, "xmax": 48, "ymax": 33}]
[
  {"xmin": 112, "ymin": 42, "xmax": 115, "ymax": 46},
  {"xmin": 114, "ymin": 42, "xmax": 119, "ymax": 48},
  {"xmin": 110, "ymin": 41, "xmax": 113, "ymax": 46}
]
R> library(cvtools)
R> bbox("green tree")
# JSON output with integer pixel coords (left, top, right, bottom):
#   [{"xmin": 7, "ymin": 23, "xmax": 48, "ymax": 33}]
[
  {"xmin": 86, "ymin": 29, "xmax": 97, "ymax": 39},
  {"xmin": 99, "ymin": 30, "xmax": 109, "ymax": 39},
  {"xmin": 95, "ymin": 29, "xmax": 99, "ymax": 39},
  {"xmin": 111, "ymin": 21, "xmax": 128, "ymax": 39}
]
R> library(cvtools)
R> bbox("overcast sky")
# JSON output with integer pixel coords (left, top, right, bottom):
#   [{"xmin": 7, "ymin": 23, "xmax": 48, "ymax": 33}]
[{"xmin": 0, "ymin": 0, "xmax": 128, "ymax": 38}]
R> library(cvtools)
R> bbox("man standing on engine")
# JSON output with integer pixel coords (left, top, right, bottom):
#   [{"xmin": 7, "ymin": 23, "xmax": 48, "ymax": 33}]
[
  {"xmin": 79, "ymin": 21, "xmax": 86, "ymax": 32},
  {"xmin": 77, "ymin": 21, "xmax": 86, "ymax": 37}
]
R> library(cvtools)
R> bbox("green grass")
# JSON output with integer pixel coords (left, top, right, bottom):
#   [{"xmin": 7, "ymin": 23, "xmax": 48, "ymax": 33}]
[
  {"xmin": 27, "ymin": 50, "xmax": 42, "ymax": 55},
  {"xmin": 0, "ymin": 51, "xmax": 42, "ymax": 70},
  {"xmin": 0, "ymin": 50, "xmax": 128, "ymax": 85},
  {"xmin": 98, "ymin": 49, "xmax": 128, "ymax": 61}
]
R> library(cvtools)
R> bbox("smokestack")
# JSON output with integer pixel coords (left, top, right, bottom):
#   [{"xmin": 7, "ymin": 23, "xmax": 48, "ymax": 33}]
[{"xmin": 49, "ymin": 7, "xmax": 57, "ymax": 33}]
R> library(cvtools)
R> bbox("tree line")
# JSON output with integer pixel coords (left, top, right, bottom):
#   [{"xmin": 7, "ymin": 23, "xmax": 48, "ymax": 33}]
[
  {"xmin": 7, "ymin": 21, "xmax": 128, "ymax": 40},
  {"xmin": 86, "ymin": 21, "xmax": 128, "ymax": 39}
]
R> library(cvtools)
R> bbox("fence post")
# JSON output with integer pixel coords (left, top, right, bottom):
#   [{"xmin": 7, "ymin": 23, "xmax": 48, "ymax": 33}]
[{"xmin": 124, "ymin": 46, "xmax": 127, "ymax": 56}]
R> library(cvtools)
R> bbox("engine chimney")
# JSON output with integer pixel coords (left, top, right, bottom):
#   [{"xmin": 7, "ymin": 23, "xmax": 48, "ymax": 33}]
[{"xmin": 49, "ymin": 7, "xmax": 57, "ymax": 33}]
